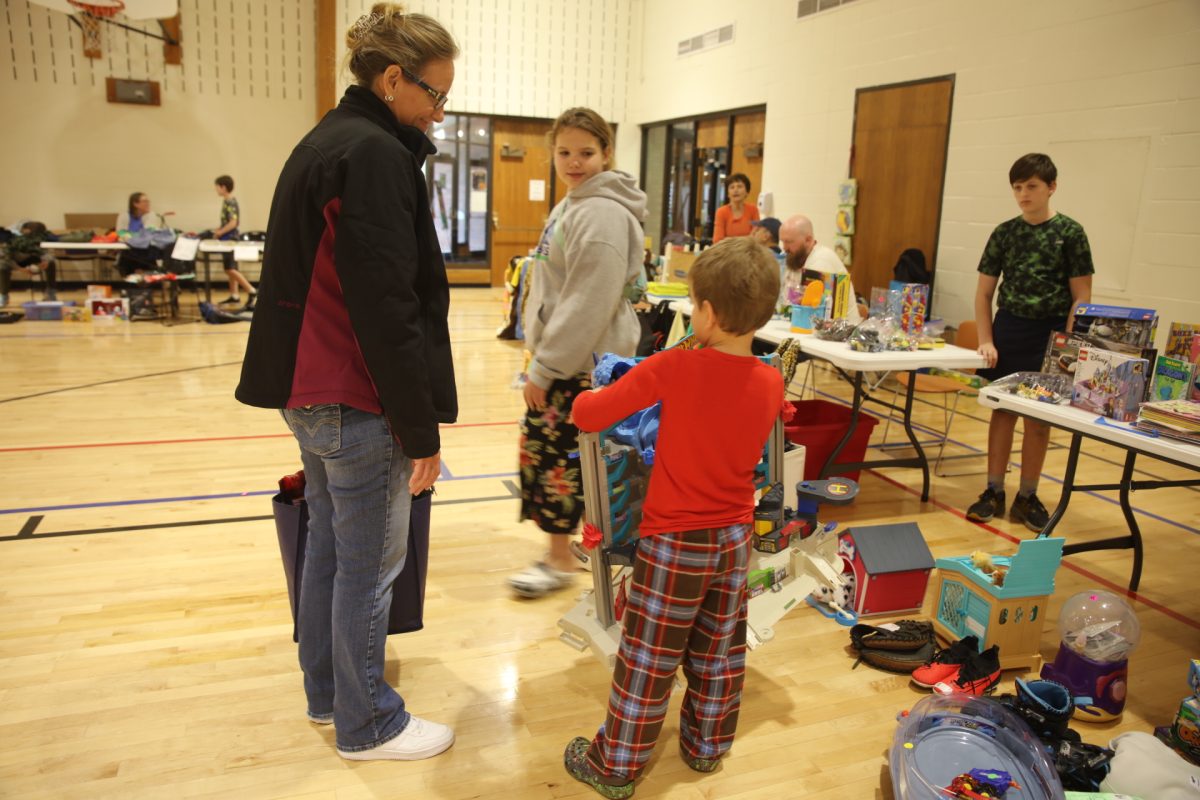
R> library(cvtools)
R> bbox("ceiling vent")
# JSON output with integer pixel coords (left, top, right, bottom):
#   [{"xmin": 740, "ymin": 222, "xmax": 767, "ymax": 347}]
[
  {"xmin": 677, "ymin": 24, "xmax": 735, "ymax": 57},
  {"xmin": 797, "ymin": 0, "xmax": 858, "ymax": 20}
]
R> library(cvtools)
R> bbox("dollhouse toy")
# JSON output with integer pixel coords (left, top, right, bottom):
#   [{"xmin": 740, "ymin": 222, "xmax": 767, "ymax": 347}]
[
  {"xmin": 931, "ymin": 537, "xmax": 1064, "ymax": 672},
  {"xmin": 840, "ymin": 522, "xmax": 934, "ymax": 617}
]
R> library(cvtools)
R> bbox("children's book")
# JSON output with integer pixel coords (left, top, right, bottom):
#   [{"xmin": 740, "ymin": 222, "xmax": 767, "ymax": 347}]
[
  {"xmin": 1164, "ymin": 321, "xmax": 1200, "ymax": 360},
  {"xmin": 1071, "ymin": 347, "xmax": 1149, "ymax": 422},
  {"xmin": 1151, "ymin": 355, "xmax": 1195, "ymax": 402},
  {"xmin": 1072, "ymin": 304, "xmax": 1158, "ymax": 349},
  {"xmin": 1192, "ymin": 334, "xmax": 1200, "ymax": 401}
]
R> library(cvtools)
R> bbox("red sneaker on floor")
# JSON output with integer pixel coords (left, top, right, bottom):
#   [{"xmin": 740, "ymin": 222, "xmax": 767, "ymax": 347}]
[
  {"xmin": 934, "ymin": 645, "xmax": 1001, "ymax": 696},
  {"xmin": 911, "ymin": 635, "xmax": 979, "ymax": 689}
]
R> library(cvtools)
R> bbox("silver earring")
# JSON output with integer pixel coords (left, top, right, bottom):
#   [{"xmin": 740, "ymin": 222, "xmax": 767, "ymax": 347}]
[{"xmin": 384, "ymin": 94, "xmax": 394, "ymax": 102}]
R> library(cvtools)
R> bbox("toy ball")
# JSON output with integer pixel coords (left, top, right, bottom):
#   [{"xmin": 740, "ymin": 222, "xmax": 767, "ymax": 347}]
[{"xmin": 1057, "ymin": 589, "xmax": 1140, "ymax": 662}]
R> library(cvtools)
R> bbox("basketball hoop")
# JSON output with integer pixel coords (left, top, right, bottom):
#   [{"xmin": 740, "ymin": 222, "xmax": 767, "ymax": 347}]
[
  {"xmin": 67, "ymin": 0, "xmax": 125, "ymax": 17},
  {"xmin": 67, "ymin": 0, "xmax": 123, "ymax": 59}
]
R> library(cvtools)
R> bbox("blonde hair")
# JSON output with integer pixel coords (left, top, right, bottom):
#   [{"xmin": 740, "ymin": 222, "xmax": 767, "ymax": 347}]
[
  {"xmin": 345, "ymin": 3, "xmax": 458, "ymax": 86},
  {"xmin": 548, "ymin": 107, "xmax": 615, "ymax": 170},
  {"xmin": 689, "ymin": 238, "xmax": 781, "ymax": 335}
]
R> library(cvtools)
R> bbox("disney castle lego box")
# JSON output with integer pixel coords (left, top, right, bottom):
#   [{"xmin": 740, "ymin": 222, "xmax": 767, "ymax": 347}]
[{"xmin": 1071, "ymin": 347, "xmax": 1149, "ymax": 422}]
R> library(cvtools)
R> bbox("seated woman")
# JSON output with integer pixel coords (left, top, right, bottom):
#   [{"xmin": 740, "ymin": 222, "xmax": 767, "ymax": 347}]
[
  {"xmin": 0, "ymin": 222, "xmax": 58, "ymax": 308},
  {"xmin": 712, "ymin": 172, "xmax": 759, "ymax": 243},
  {"xmin": 115, "ymin": 192, "xmax": 173, "ymax": 276}
]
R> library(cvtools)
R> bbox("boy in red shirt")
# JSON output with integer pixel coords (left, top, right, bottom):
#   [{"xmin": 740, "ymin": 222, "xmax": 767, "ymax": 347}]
[{"xmin": 564, "ymin": 237, "xmax": 784, "ymax": 798}]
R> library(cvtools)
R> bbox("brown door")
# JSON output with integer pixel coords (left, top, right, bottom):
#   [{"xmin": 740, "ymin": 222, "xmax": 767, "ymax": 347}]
[
  {"xmin": 730, "ymin": 111, "xmax": 765, "ymax": 212},
  {"xmin": 489, "ymin": 118, "xmax": 554, "ymax": 286},
  {"xmin": 850, "ymin": 77, "xmax": 953, "ymax": 303}
]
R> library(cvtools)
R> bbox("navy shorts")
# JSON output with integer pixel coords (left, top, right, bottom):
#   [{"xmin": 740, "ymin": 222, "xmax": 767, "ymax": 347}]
[{"xmin": 977, "ymin": 308, "xmax": 1066, "ymax": 382}]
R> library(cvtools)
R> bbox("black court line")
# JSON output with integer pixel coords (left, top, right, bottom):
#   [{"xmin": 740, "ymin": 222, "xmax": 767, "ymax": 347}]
[
  {"xmin": 0, "ymin": 361, "xmax": 242, "ymax": 404},
  {"xmin": 0, "ymin": 494, "xmax": 516, "ymax": 542}
]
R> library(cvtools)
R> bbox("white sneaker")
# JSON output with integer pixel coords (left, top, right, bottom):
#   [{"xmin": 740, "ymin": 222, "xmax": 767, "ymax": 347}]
[
  {"xmin": 508, "ymin": 561, "xmax": 574, "ymax": 598},
  {"xmin": 337, "ymin": 715, "xmax": 454, "ymax": 761}
]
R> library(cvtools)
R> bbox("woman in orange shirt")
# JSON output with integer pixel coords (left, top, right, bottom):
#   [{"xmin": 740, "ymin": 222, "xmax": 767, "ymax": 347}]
[{"xmin": 712, "ymin": 172, "xmax": 759, "ymax": 242}]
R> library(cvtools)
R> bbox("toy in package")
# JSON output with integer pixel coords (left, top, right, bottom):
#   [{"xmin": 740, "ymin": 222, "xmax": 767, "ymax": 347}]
[
  {"xmin": 1071, "ymin": 347, "xmax": 1149, "ymax": 422},
  {"xmin": 991, "ymin": 371, "xmax": 1072, "ymax": 404},
  {"xmin": 1042, "ymin": 330, "xmax": 1156, "ymax": 386},
  {"xmin": 887, "ymin": 281, "xmax": 929, "ymax": 334},
  {"xmin": 1072, "ymin": 303, "xmax": 1158, "ymax": 348}
]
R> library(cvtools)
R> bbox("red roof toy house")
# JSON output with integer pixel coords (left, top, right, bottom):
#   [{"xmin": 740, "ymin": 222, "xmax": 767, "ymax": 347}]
[{"xmin": 840, "ymin": 522, "xmax": 934, "ymax": 617}]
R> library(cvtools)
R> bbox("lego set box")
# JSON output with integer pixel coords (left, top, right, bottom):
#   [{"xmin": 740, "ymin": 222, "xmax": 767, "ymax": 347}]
[
  {"xmin": 1071, "ymin": 303, "xmax": 1158, "ymax": 348},
  {"xmin": 1041, "ymin": 330, "xmax": 1155, "ymax": 386},
  {"xmin": 1071, "ymin": 347, "xmax": 1149, "ymax": 422}
]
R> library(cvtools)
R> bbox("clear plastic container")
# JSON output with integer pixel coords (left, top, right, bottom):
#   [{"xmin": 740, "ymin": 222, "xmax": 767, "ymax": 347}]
[{"xmin": 890, "ymin": 693, "xmax": 1064, "ymax": 799}]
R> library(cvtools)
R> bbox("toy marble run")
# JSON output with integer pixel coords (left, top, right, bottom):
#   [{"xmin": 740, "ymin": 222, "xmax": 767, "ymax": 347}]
[{"xmin": 557, "ymin": 352, "xmax": 863, "ymax": 664}]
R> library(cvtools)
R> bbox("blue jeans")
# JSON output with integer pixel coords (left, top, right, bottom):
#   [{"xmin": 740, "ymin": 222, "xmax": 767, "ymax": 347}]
[{"xmin": 281, "ymin": 404, "xmax": 413, "ymax": 751}]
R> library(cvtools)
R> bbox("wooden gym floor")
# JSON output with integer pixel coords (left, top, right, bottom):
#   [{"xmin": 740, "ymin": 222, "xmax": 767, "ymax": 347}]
[{"xmin": 1, "ymin": 286, "xmax": 1197, "ymax": 799}]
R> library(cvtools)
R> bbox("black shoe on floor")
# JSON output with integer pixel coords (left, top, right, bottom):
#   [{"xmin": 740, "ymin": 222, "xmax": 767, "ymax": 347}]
[
  {"xmin": 1010, "ymin": 491, "xmax": 1050, "ymax": 532},
  {"xmin": 218, "ymin": 296, "xmax": 241, "ymax": 306},
  {"xmin": 966, "ymin": 487, "xmax": 1005, "ymax": 523}
]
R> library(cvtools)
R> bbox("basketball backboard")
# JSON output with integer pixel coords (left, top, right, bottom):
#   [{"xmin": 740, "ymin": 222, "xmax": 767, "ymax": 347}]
[{"xmin": 26, "ymin": 0, "xmax": 179, "ymax": 21}]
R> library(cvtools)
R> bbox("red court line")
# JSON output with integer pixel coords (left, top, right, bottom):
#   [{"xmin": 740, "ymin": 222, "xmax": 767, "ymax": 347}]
[
  {"xmin": 867, "ymin": 470, "xmax": 1200, "ymax": 632},
  {"xmin": 0, "ymin": 420, "xmax": 514, "ymax": 453}
]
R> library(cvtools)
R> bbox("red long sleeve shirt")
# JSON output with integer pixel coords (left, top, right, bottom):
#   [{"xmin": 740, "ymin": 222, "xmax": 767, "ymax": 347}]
[{"xmin": 572, "ymin": 347, "xmax": 783, "ymax": 537}]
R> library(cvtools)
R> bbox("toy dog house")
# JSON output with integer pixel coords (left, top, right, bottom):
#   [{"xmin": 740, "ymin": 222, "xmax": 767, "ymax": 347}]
[
  {"xmin": 840, "ymin": 522, "xmax": 934, "ymax": 617},
  {"xmin": 931, "ymin": 537, "xmax": 1064, "ymax": 672}
]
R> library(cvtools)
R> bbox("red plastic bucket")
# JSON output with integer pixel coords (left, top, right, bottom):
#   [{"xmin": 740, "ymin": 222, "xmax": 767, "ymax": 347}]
[{"xmin": 784, "ymin": 399, "xmax": 878, "ymax": 481}]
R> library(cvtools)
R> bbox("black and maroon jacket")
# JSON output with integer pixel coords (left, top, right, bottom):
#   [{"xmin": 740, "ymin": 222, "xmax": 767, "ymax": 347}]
[{"xmin": 235, "ymin": 85, "xmax": 457, "ymax": 458}]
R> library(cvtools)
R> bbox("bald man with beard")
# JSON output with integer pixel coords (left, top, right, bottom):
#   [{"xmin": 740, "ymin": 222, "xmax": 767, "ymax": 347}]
[{"xmin": 779, "ymin": 214, "xmax": 863, "ymax": 324}]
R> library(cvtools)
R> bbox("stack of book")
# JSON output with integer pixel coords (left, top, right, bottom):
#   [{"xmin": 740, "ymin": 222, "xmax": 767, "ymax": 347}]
[{"xmin": 1135, "ymin": 399, "xmax": 1200, "ymax": 446}]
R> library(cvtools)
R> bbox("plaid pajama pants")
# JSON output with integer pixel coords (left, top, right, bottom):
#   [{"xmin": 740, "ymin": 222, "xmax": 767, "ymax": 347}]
[{"xmin": 586, "ymin": 524, "xmax": 750, "ymax": 781}]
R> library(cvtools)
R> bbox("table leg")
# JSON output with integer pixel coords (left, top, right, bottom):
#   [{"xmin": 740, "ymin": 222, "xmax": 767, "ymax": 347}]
[
  {"xmin": 899, "ymin": 370, "xmax": 930, "ymax": 501},
  {"xmin": 819, "ymin": 370, "xmax": 863, "ymax": 482},
  {"xmin": 1118, "ymin": 451, "xmax": 1144, "ymax": 592},
  {"xmin": 1042, "ymin": 432, "xmax": 1081, "ymax": 536},
  {"xmin": 203, "ymin": 252, "xmax": 212, "ymax": 304}
]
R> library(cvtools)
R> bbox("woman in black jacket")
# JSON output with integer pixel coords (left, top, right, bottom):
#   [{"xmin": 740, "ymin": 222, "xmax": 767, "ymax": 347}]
[{"xmin": 235, "ymin": 2, "xmax": 458, "ymax": 762}]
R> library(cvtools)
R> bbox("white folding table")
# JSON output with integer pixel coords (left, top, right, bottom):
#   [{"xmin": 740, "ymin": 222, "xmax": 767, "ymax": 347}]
[{"xmin": 978, "ymin": 386, "xmax": 1200, "ymax": 590}]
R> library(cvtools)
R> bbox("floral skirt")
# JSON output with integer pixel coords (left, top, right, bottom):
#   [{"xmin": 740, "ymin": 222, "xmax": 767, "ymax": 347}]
[{"xmin": 518, "ymin": 373, "xmax": 591, "ymax": 534}]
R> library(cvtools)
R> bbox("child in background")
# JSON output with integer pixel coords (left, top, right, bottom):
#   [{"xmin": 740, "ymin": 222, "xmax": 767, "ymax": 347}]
[
  {"xmin": 969, "ymin": 153, "xmax": 1093, "ymax": 531},
  {"xmin": 564, "ymin": 237, "xmax": 784, "ymax": 798},
  {"xmin": 213, "ymin": 175, "xmax": 258, "ymax": 309}
]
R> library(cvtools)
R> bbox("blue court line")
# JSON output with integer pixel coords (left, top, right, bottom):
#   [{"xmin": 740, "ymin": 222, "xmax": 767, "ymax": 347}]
[{"xmin": 0, "ymin": 467, "xmax": 520, "ymax": 516}]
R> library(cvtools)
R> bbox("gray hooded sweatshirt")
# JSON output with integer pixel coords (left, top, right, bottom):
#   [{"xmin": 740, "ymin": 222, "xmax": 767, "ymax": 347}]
[{"xmin": 525, "ymin": 170, "xmax": 646, "ymax": 389}]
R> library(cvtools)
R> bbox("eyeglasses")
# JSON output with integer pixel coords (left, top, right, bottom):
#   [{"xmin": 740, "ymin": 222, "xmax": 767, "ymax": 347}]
[{"xmin": 401, "ymin": 68, "xmax": 449, "ymax": 111}]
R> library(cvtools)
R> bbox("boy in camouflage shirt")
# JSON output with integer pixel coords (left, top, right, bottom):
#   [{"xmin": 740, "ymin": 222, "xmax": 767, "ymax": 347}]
[
  {"xmin": 968, "ymin": 153, "xmax": 1094, "ymax": 531},
  {"xmin": 1, "ymin": 221, "xmax": 58, "ymax": 308}
]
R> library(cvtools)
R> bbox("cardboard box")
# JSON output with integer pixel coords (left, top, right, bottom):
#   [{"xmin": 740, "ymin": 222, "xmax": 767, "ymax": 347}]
[
  {"xmin": 89, "ymin": 298, "xmax": 129, "ymax": 323},
  {"xmin": 664, "ymin": 249, "xmax": 698, "ymax": 282},
  {"xmin": 1170, "ymin": 695, "xmax": 1200, "ymax": 763},
  {"xmin": 1042, "ymin": 330, "xmax": 1156, "ymax": 385},
  {"xmin": 1071, "ymin": 347, "xmax": 1149, "ymax": 422},
  {"xmin": 86, "ymin": 284, "xmax": 113, "ymax": 299},
  {"xmin": 1072, "ymin": 303, "xmax": 1158, "ymax": 348}
]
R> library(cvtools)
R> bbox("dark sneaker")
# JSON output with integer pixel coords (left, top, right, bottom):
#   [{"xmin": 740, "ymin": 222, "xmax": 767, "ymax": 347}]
[
  {"xmin": 911, "ymin": 634, "xmax": 979, "ymax": 688},
  {"xmin": 563, "ymin": 737, "xmax": 633, "ymax": 799},
  {"xmin": 218, "ymin": 296, "xmax": 241, "ymax": 306},
  {"xmin": 681, "ymin": 746, "xmax": 721, "ymax": 773},
  {"xmin": 966, "ymin": 487, "xmax": 1006, "ymax": 523},
  {"xmin": 1010, "ymin": 492, "xmax": 1050, "ymax": 533},
  {"xmin": 934, "ymin": 645, "xmax": 1001, "ymax": 696},
  {"xmin": 997, "ymin": 678, "xmax": 1077, "ymax": 743}
]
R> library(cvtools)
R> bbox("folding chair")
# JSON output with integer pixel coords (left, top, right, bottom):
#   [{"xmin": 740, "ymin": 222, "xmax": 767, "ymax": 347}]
[{"xmin": 881, "ymin": 321, "xmax": 987, "ymax": 477}]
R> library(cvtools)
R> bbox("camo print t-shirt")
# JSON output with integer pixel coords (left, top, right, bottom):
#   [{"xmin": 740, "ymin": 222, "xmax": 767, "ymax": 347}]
[{"xmin": 977, "ymin": 213, "xmax": 1094, "ymax": 320}]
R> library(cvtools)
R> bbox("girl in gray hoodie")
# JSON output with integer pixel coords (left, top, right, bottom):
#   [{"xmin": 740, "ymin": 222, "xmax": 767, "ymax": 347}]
[{"xmin": 510, "ymin": 107, "xmax": 646, "ymax": 599}]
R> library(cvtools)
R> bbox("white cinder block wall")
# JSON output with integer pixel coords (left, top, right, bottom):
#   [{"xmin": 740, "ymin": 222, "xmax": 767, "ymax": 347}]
[{"xmin": 619, "ymin": 0, "xmax": 1200, "ymax": 349}]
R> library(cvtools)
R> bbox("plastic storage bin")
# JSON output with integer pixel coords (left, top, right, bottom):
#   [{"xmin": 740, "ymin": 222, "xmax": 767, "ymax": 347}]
[
  {"xmin": 21, "ymin": 300, "xmax": 76, "ymax": 320},
  {"xmin": 784, "ymin": 399, "xmax": 878, "ymax": 481},
  {"xmin": 890, "ymin": 693, "xmax": 1063, "ymax": 799}
]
